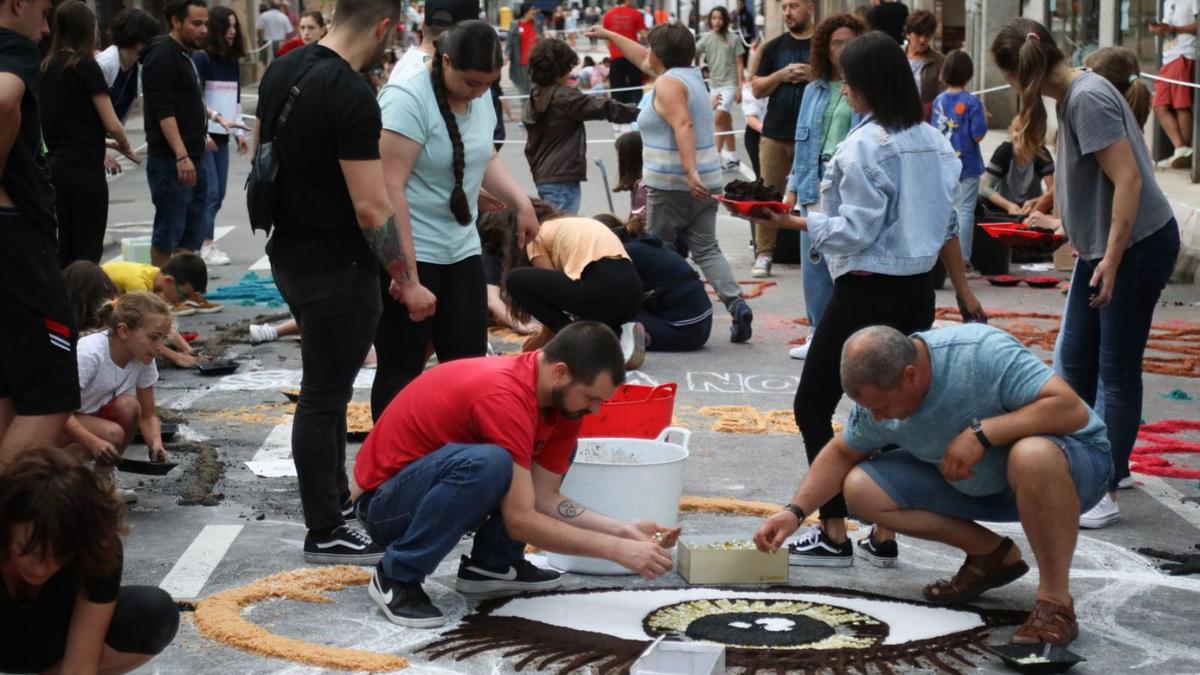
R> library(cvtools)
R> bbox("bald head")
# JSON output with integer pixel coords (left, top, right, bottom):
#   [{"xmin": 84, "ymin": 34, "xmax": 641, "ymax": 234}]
[{"xmin": 840, "ymin": 326, "xmax": 919, "ymax": 399}]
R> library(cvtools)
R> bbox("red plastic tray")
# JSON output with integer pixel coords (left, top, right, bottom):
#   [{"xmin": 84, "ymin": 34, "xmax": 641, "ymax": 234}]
[
  {"xmin": 987, "ymin": 275, "xmax": 1021, "ymax": 287},
  {"xmin": 981, "ymin": 223, "xmax": 1065, "ymax": 250},
  {"xmin": 717, "ymin": 196, "xmax": 791, "ymax": 219},
  {"xmin": 1024, "ymin": 275, "xmax": 1062, "ymax": 288}
]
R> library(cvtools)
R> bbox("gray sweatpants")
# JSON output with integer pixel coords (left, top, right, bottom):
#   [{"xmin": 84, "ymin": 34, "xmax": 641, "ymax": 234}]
[{"xmin": 644, "ymin": 187, "xmax": 743, "ymax": 310}]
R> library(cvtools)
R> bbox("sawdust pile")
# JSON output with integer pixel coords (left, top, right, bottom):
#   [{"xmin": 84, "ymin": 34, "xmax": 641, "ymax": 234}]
[
  {"xmin": 193, "ymin": 566, "xmax": 408, "ymax": 672},
  {"xmin": 696, "ymin": 406, "xmax": 841, "ymax": 435},
  {"xmin": 199, "ymin": 403, "xmax": 294, "ymax": 426},
  {"xmin": 347, "ymin": 402, "xmax": 374, "ymax": 436},
  {"xmin": 488, "ymin": 326, "xmax": 526, "ymax": 342}
]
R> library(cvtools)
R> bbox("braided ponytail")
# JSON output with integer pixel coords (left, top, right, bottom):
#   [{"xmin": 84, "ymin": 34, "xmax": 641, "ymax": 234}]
[
  {"xmin": 431, "ymin": 41, "xmax": 473, "ymax": 225},
  {"xmin": 430, "ymin": 20, "xmax": 503, "ymax": 226}
]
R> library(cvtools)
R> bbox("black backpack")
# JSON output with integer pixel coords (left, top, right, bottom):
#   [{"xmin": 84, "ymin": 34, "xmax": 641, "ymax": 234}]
[{"xmin": 245, "ymin": 60, "xmax": 327, "ymax": 235}]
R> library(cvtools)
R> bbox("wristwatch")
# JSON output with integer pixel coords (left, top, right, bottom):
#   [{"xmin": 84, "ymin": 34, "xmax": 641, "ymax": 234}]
[
  {"xmin": 970, "ymin": 418, "xmax": 992, "ymax": 449},
  {"xmin": 782, "ymin": 503, "xmax": 805, "ymax": 520}
]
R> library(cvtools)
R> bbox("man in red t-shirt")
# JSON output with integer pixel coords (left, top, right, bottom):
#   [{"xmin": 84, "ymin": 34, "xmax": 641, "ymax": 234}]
[
  {"xmin": 353, "ymin": 322, "xmax": 680, "ymax": 628},
  {"xmin": 602, "ymin": 0, "xmax": 645, "ymax": 104}
]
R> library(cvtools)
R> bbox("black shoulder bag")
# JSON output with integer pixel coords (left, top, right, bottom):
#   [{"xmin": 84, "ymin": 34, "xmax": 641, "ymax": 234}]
[{"xmin": 245, "ymin": 62, "xmax": 325, "ymax": 236}]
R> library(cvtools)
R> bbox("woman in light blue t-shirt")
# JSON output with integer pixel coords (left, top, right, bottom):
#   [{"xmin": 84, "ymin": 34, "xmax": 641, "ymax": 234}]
[{"xmin": 372, "ymin": 20, "xmax": 538, "ymax": 417}]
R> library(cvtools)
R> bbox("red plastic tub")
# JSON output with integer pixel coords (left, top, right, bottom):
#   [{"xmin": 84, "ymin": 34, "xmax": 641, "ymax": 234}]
[
  {"xmin": 717, "ymin": 196, "xmax": 791, "ymax": 220},
  {"xmin": 578, "ymin": 383, "xmax": 677, "ymax": 439}
]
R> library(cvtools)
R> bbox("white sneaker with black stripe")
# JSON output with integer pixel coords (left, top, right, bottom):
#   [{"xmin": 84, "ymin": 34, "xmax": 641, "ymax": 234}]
[
  {"xmin": 303, "ymin": 525, "xmax": 384, "ymax": 565},
  {"xmin": 787, "ymin": 525, "xmax": 853, "ymax": 567}
]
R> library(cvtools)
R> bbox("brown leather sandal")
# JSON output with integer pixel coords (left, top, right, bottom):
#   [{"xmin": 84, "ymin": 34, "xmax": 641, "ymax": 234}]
[
  {"xmin": 1010, "ymin": 599, "xmax": 1079, "ymax": 646},
  {"xmin": 922, "ymin": 537, "xmax": 1030, "ymax": 604}
]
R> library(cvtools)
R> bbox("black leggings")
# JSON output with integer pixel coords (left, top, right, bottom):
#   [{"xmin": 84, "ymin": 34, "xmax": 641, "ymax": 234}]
[
  {"xmin": 506, "ymin": 258, "xmax": 644, "ymax": 336},
  {"xmin": 371, "ymin": 256, "xmax": 488, "ymax": 420},
  {"xmin": 50, "ymin": 155, "xmax": 108, "ymax": 267},
  {"xmin": 793, "ymin": 272, "xmax": 935, "ymax": 520},
  {"xmin": 0, "ymin": 585, "xmax": 179, "ymax": 674}
]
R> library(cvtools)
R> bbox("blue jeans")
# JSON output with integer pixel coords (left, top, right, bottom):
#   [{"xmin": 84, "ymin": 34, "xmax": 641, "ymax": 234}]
[
  {"xmin": 860, "ymin": 435, "xmax": 1112, "ymax": 522},
  {"xmin": 202, "ymin": 138, "xmax": 232, "ymax": 240},
  {"xmin": 637, "ymin": 311, "xmax": 712, "ymax": 351},
  {"xmin": 799, "ymin": 227, "xmax": 833, "ymax": 329},
  {"xmin": 365, "ymin": 444, "xmax": 525, "ymax": 583},
  {"xmin": 1058, "ymin": 221, "xmax": 1180, "ymax": 491},
  {"xmin": 954, "ymin": 176, "xmax": 980, "ymax": 260},
  {"xmin": 146, "ymin": 153, "xmax": 208, "ymax": 252},
  {"xmin": 536, "ymin": 181, "xmax": 582, "ymax": 215}
]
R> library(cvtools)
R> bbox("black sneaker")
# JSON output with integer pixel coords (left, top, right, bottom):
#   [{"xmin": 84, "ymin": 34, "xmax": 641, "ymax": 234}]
[
  {"xmin": 340, "ymin": 499, "xmax": 355, "ymax": 522},
  {"xmin": 730, "ymin": 299, "xmax": 753, "ymax": 344},
  {"xmin": 787, "ymin": 525, "xmax": 853, "ymax": 567},
  {"xmin": 368, "ymin": 564, "xmax": 445, "ymax": 628},
  {"xmin": 303, "ymin": 525, "xmax": 384, "ymax": 565},
  {"xmin": 455, "ymin": 555, "xmax": 564, "ymax": 593},
  {"xmin": 855, "ymin": 526, "xmax": 899, "ymax": 568}
]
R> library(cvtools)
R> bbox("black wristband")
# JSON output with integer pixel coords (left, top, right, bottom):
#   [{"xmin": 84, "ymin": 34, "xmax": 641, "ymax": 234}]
[
  {"xmin": 971, "ymin": 418, "xmax": 992, "ymax": 449},
  {"xmin": 176, "ymin": 156, "xmax": 189, "ymax": 162},
  {"xmin": 783, "ymin": 503, "xmax": 805, "ymax": 521}
]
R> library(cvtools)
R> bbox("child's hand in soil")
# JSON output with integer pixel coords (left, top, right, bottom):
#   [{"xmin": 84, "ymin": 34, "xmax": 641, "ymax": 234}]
[
  {"xmin": 86, "ymin": 435, "xmax": 120, "ymax": 463},
  {"xmin": 164, "ymin": 350, "xmax": 199, "ymax": 368},
  {"xmin": 149, "ymin": 442, "xmax": 170, "ymax": 463}
]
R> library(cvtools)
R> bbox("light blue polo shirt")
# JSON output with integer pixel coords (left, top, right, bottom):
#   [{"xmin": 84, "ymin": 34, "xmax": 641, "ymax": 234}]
[
  {"xmin": 378, "ymin": 66, "xmax": 496, "ymax": 264},
  {"xmin": 843, "ymin": 324, "xmax": 1110, "ymax": 497}
]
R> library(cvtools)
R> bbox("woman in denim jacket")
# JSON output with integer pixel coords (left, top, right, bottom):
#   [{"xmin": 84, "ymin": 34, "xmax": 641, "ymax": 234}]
[
  {"xmin": 782, "ymin": 14, "xmax": 864, "ymax": 360},
  {"xmin": 758, "ymin": 32, "xmax": 984, "ymax": 568}
]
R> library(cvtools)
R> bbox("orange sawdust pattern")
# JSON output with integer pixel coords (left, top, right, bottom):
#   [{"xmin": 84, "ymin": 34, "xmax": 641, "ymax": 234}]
[
  {"xmin": 192, "ymin": 566, "xmax": 408, "ymax": 672},
  {"xmin": 794, "ymin": 310, "xmax": 1200, "ymax": 378},
  {"xmin": 488, "ymin": 326, "xmax": 526, "ymax": 342},
  {"xmin": 707, "ymin": 280, "xmax": 778, "ymax": 300},
  {"xmin": 198, "ymin": 403, "xmax": 295, "ymax": 425},
  {"xmin": 692, "ymin": 405, "xmax": 840, "ymax": 435}
]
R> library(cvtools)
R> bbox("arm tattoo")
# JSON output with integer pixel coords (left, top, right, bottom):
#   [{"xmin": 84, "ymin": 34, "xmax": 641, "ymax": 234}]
[
  {"xmin": 361, "ymin": 214, "xmax": 412, "ymax": 283},
  {"xmin": 557, "ymin": 499, "xmax": 586, "ymax": 519}
]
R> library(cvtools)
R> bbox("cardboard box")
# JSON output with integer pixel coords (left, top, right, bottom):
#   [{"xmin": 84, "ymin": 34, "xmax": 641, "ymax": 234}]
[
  {"xmin": 676, "ymin": 536, "xmax": 789, "ymax": 585},
  {"xmin": 1053, "ymin": 244, "xmax": 1075, "ymax": 272},
  {"xmin": 631, "ymin": 637, "xmax": 725, "ymax": 675}
]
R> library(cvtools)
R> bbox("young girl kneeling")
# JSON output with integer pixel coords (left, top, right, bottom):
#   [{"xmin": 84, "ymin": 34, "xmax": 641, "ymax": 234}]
[{"xmin": 63, "ymin": 292, "xmax": 172, "ymax": 487}]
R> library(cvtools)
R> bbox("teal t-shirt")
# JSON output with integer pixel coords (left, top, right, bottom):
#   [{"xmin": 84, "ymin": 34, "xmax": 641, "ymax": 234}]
[
  {"xmin": 819, "ymin": 81, "xmax": 852, "ymax": 158},
  {"xmin": 842, "ymin": 324, "xmax": 1110, "ymax": 497},
  {"xmin": 378, "ymin": 66, "xmax": 497, "ymax": 264}
]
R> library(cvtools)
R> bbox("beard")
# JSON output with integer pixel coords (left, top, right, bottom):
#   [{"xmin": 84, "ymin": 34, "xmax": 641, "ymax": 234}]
[
  {"xmin": 551, "ymin": 385, "xmax": 590, "ymax": 420},
  {"xmin": 785, "ymin": 17, "xmax": 809, "ymax": 34}
]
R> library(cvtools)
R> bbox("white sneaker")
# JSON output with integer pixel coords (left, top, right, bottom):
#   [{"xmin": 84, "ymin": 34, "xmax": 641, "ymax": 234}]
[
  {"xmin": 201, "ymin": 244, "xmax": 231, "ymax": 266},
  {"xmin": 248, "ymin": 323, "xmax": 279, "ymax": 344},
  {"xmin": 1171, "ymin": 146, "xmax": 1194, "ymax": 169},
  {"xmin": 789, "ymin": 340, "xmax": 810, "ymax": 360},
  {"xmin": 1117, "ymin": 476, "xmax": 1135, "ymax": 489},
  {"xmin": 751, "ymin": 255, "xmax": 772, "ymax": 278},
  {"xmin": 1080, "ymin": 493, "xmax": 1120, "ymax": 529},
  {"xmin": 620, "ymin": 321, "xmax": 635, "ymax": 361}
]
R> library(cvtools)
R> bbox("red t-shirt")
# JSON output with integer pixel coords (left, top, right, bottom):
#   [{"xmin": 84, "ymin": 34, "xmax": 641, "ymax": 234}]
[
  {"xmin": 519, "ymin": 19, "xmax": 537, "ymax": 65},
  {"xmin": 603, "ymin": 5, "xmax": 644, "ymax": 60},
  {"xmin": 275, "ymin": 37, "xmax": 305, "ymax": 57},
  {"xmin": 354, "ymin": 352, "xmax": 581, "ymax": 491}
]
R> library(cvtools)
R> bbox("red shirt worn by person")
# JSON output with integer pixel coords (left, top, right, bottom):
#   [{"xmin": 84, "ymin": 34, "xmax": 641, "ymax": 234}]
[
  {"xmin": 354, "ymin": 351, "xmax": 582, "ymax": 492},
  {"xmin": 275, "ymin": 36, "xmax": 304, "ymax": 57},
  {"xmin": 602, "ymin": 5, "xmax": 644, "ymax": 60},
  {"xmin": 519, "ymin": 18, "xmax": 538, "ymax": 65}
]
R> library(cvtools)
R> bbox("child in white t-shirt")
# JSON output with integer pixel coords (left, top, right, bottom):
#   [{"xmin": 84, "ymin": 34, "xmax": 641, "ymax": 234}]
[{"xmin": 63, "ymin": 292, "xmax": 173, "ymax": 477}]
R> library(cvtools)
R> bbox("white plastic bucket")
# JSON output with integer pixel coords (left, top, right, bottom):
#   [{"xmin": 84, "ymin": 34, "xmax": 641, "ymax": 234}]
[{"xmin": 546, "ymin": 427, "xmax": 690, "ymax": 575}]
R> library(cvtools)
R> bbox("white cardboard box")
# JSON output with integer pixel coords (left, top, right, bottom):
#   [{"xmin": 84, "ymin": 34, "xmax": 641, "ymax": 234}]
[
  {"xmin": 631, "ymin": 637, "xmax": 725, "ymax": 675},
  {"xmin": 676, "ymin": 536, "xmax": 789, "ymax": 585}
]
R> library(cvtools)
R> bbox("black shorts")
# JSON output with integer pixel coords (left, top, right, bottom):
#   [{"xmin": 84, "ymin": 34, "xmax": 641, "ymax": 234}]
[
  {"xmin": 0, "ymin": 585, "xmax": 179, "ymax": 673},
  {"xmin": 0, "ymin": 207, "xmax": 80, "ymax": 415}
]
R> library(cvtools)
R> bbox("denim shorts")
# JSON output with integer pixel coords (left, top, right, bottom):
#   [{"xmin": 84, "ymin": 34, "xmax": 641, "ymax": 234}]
[
  {"xmin": 858, "ymin": 435, "xmax": 1113, "ymax": 522},
  {"xmin": 536, "ymin": 181, "xmax": 582, "ymax": 215}
]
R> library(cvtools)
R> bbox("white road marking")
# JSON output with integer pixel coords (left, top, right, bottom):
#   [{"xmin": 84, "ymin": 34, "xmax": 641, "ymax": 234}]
[
  {"xmin": 1136, "ymin": 475, "xmax": 1200, "ymax": 531},
  {"xmin": 245, "ymin": 419, "xmax": 298, "ymax": 477},
  {"xmin": 103, "ymin": 225, "xmax": 236, "ymax": 264},
  {"xmin": 158, "ymin": 524, "xmax": 243, "ymax": 599},
  {"xmin": 249, "ymin": 254, "xmax": 272, "ymax": 271}
]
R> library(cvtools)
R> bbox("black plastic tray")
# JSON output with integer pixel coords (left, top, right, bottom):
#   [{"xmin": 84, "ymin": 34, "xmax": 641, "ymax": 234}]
[
  {"xmin": 116, "ymin": 458, "xmax": 179, "ymax": 476},
  {"xmin": 988, "ymin": 644, "xmax": 1086, "ymax": 673},
  {"xmin": 197, "ymin": 360, "xmax": 239, "ymax": 376}
]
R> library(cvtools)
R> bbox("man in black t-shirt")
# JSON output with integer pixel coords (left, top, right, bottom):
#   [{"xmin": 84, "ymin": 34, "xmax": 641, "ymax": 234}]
[
  {"xmin": 866, "ymin": 0, "xmax": 908, "ymax": 44},
  {"xmin": 255, "ymin": 0, "xmax": 433, "ymax": 565},
  {"xmin": 749, "ymin": 0, "xmax": 812, "ymax": 277},
  {"xmin": 0, "ymin": 0, "xmax": 82, "ymax": 466},
  {"xmin": 141, "ymin": 0, "xmax": 213, "ymax": 267}
]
